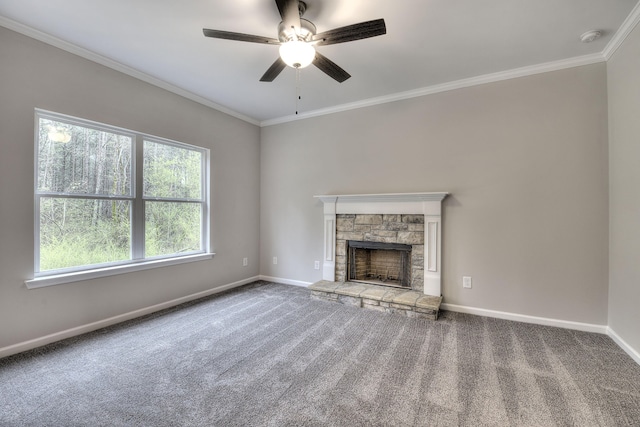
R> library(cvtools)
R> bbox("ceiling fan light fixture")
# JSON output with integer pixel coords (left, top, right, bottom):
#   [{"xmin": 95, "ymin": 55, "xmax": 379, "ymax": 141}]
[
  {"xmin": 279, "ymin": 40, "xmax": 315, "ymax": 68},
  {"xmin": 202, "ymin": 0, "xmax": 386, "ymax": 82}
]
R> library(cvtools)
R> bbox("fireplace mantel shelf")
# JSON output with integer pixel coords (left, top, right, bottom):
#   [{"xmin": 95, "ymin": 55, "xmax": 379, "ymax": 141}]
[
  {"xmin": 314, "ymin": 192, "xmax": 448, "ymax": 204},
  {"xmin": 315, "ymin": 192, "xmax": 449, "ymax": 297}
]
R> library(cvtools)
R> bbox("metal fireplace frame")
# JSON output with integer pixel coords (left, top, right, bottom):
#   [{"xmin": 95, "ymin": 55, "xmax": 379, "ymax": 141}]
[{"xmin": 347, "ymin": 240, "xmax": 412, "ymax": 288}]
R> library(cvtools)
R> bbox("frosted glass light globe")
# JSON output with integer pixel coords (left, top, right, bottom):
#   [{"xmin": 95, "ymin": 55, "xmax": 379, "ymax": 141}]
[{"xmin": 279, "ymin": 40, "xmax": 315, "ymax": 69}]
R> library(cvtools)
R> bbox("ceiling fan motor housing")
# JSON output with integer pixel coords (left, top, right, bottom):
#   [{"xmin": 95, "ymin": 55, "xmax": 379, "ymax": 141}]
[{"xmin": 278, "ymin": 19, "xmax": 316, "ymax": 42}]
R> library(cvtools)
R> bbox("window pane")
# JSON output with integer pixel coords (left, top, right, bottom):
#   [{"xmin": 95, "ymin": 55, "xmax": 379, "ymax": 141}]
[
  {"xmin": 39, "ymin": 197, "xmax": 131, "ymax": 271},
  {"xmin": 145, "ymin": 201, "xmax": 202, "ymax": 257},
  {"xmin": 37, "ymin": 118, "xmax": 132, "ymax": 196},
  {"xmin": 143, "ymin": 140, "xmax": 202, "ymax": 200},
  {"xmin": 34, "ymin": 111, "xmax": 209, "ymax": 278}
]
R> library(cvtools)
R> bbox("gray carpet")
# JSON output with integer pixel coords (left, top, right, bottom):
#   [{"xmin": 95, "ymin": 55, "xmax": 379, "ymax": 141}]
[{"xmin": 1, "ymin": 281, "xmax": 639, "ymax": 426}]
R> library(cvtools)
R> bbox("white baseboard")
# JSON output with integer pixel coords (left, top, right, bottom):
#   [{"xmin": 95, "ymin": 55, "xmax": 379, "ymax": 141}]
[
  {"xmin": 0, "ymin": 276, "xmax": 260, "ymax": 359},
  {"xmin": 258, "ymin": 279, "xmax": 611, "ymax": 335},
  {"xmin": 607, "ymin": 327, "xmax": 640, "ymax": 366},
  {"xmin": 441, "ymin": 303, "xmax": 608, "ymax": 334},
  {"xmin": 6, "ymin": 277, "xmax": 637, "ymax": 367},
  {"xmin": 259, "ymin": 275, "xmax": 313, "ymax": 287}
]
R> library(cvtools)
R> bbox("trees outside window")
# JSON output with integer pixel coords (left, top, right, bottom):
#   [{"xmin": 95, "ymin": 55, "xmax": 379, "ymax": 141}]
[
  {"xmin": 35, "ymin": 110, "xmax": 209, "ymax": 276},
  {"xmin": 143, "ymin": 140, "xmax": 204, "ymax": 258}
]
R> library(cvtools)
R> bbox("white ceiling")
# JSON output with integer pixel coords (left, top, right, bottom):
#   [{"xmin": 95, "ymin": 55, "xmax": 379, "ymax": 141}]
[{"xmin": 1, "ymin": 0, "xmax": 638, "ymax": 125}]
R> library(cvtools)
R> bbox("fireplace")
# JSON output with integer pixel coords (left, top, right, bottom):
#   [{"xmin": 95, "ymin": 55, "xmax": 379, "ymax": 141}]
[
  {"xmin": 314, "ymin": 192, "xmax": 448, "ymax": 297},
  {"xmin": 335, "ymin": 214, "xmax": 424, "ymax": 290},
  {"xmin": 347, "ymin": 240, "xmax": 412, "ymax": 288}
]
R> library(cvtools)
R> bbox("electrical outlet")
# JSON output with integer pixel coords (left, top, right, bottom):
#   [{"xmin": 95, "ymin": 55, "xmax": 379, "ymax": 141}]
[
  {"xmin": 314, "ymin": 261, "xmax": 320, "ymax": 270},
  {"xmin": 273, "ymin": 256, "xmax": 278, "ymax": 265},
  {"xmin": 242, "ymin": 257, "xmax": 248, "ymax": 267},
  {"xmin": 463, "ymin": 276, "xmax": 472, "ymax": 289}
]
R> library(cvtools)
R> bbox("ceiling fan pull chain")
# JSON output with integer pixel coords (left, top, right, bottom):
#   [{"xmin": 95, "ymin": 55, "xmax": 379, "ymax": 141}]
[{"xmin": 295, "ymin": 67, "xmax": 301, "ymax": 115}]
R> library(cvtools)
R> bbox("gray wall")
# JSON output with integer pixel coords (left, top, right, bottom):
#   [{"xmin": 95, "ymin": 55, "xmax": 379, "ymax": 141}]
[
  {"xmin": 261, "ymin": 63, "xmax": 609, "ymax": 325},
  {"xmin": 608, "ymin": 24, "xmax": 640, "ymax": 353},
  {"xmin": 2, "ymin": 20, "xmax": 630, "ymax": 354},
  {"xmin": 0, "ymin": 27, "xmax": 261, "ymax": 350}
]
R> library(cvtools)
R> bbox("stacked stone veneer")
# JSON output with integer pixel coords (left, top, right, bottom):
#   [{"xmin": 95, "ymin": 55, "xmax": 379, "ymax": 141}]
[{"xmin": 336, "ymin": 214, "xmax": 425, "ymax": 292}]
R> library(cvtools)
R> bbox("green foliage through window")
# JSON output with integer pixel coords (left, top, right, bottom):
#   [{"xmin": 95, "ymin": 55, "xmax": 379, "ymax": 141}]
[
  {"xmin": 35, "ymin": 111, "xmax": 208, "ymax": 274},
  {"xmin": 145, "ymin": 201, "xmax": 201, "ymax": 257},
  {"xmin": 38, "ymin": 119, "xmax": 132, "ymax": 196},
  {"xmin": 144, "ymin": 140, "xmax": 201, "ymax": 200},
  {"xmin": 39, "ymin": 198, "xmax": 131, "ymax": 270}
]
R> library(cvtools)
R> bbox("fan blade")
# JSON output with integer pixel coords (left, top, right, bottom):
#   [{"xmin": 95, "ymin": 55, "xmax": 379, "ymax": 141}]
[
  {"xmin": 313, "ymin": 52, "xmax": 350, "ymax": 83},
  {"xmin": 313, "ymin": 19, "xmax": 386, "ymax": 46},
  {"xmin": 203, "ymin": 29, "xmax": 279, "ymax": 44},
  {"xmin": 260, "ymin": 57, "xmax": 287, "ymax": 82},
  {"xmin": 275, "ymin": 0, "xmax": 301, "ymax": 33}
]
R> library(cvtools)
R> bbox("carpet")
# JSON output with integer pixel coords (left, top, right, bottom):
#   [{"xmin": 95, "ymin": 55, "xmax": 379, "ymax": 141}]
[{"xmin": 1, "ymin": 281, "xmax": 639, "ymax": 426}]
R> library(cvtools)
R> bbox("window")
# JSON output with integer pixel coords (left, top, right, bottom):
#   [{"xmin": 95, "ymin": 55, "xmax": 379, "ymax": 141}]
[
  {"xmin": 33, "ymin": 110, "xmax": 210, "ymax": 284},
  {"xmin": 143, "ymin": 139, "xmax": 205, "ymax": 257}
]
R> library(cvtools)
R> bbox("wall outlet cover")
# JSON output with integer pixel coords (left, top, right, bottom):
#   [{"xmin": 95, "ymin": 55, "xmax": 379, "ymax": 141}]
[{"xmin": 463, "ymin": 276, "xmax": 472, "ymax": 289}]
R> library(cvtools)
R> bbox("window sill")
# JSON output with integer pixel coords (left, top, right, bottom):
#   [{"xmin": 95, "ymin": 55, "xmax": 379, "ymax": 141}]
[{"xmin": 25, "ymin": 253, "xmax": 215, "ymax": 289}]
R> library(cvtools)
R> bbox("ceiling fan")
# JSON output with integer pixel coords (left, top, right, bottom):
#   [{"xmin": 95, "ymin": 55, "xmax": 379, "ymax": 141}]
[{"xmin": 203, "ymin": 0, "xmax": 386, "ymax": 83}]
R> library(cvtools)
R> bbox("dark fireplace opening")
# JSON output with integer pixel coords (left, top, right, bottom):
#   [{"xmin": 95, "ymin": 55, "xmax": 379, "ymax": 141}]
[{"xmin": 347, "ymin": 240, "xmax": 412, "ymax": 288}]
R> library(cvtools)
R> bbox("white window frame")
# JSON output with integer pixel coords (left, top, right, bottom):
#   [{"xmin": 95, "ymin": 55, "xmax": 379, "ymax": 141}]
[{"xmin": 27, "ymin": 109, "xmax": 212, "ymax": 289}]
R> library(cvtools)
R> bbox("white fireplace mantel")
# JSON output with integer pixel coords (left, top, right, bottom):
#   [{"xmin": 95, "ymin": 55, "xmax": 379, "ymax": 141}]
[{"xmin": 314, "ymin": 192, "xmax": 448, "ymax": 297}]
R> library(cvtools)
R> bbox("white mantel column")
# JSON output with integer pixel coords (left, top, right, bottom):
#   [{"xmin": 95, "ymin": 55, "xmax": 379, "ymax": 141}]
[
  {"xmin": 318, "ymin": 196, "xmax": 337, "ymax": 281},
  {"xmin": 423, "ymin": 201, "xmax": 443, "ymax": 297}
]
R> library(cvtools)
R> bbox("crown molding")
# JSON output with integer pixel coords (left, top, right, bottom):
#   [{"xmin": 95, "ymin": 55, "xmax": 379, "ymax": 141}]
[
  {"xmin": 261, "ymin": 52, "xmax": 605, "ymax": 127},
  {"xmin": 603, "ymin": 1, "xmax": 640, "ymax": 60},
  {"xmin": 0, "ymin": 16, "xmax": 260, "ymax": 126},
  {"xmin": 3, "ymin": 10, "xmax": 633, "ymax": 129}
]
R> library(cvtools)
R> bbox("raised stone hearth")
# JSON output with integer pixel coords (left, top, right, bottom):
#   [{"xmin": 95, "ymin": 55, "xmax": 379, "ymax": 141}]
[{"xmin": 309, "ymin": 280, "xmax": 442, "ymax": 320}]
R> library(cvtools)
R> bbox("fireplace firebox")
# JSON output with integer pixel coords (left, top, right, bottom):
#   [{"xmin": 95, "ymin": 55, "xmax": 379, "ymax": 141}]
[{"xmin": 347, "ymin": 240, "xmax": 412, "ymax": 288}]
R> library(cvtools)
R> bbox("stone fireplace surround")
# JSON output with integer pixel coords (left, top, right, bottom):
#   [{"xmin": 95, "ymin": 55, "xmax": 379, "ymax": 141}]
[
  {"xmin": 337, "ymin": 214, "xmax": 422, "ymax": 291},
  {"xmin": 314, "ymin": 193, "xmax": 448, "ymax": 297}
]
